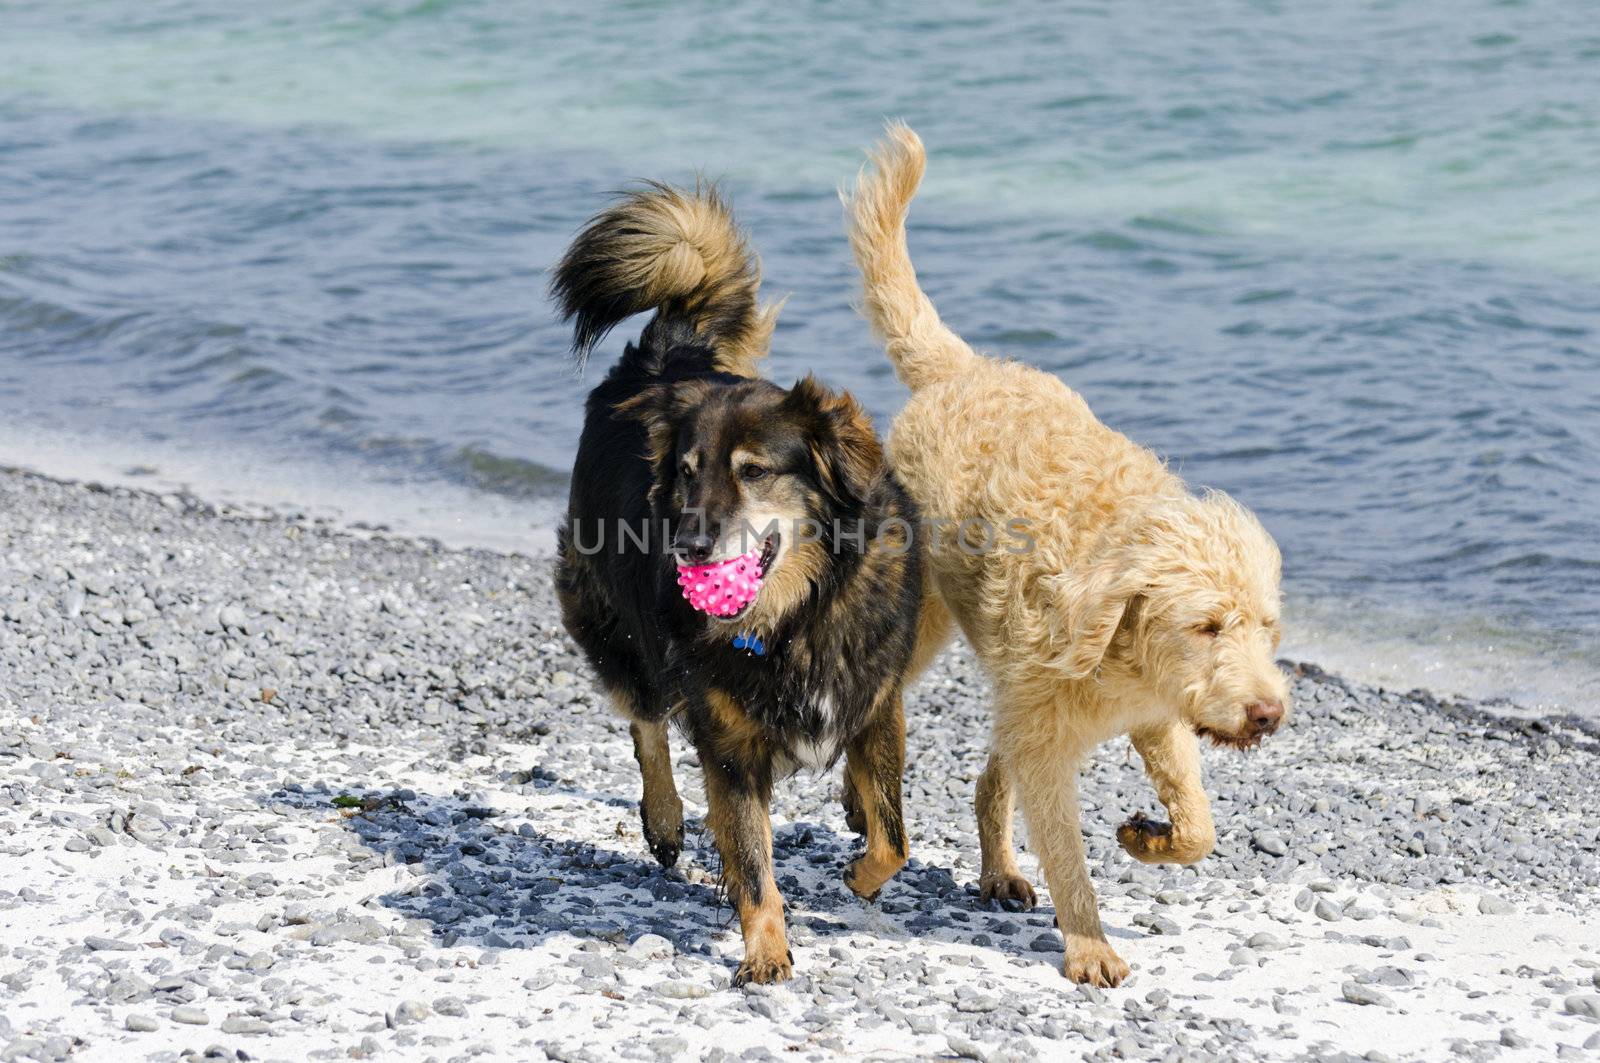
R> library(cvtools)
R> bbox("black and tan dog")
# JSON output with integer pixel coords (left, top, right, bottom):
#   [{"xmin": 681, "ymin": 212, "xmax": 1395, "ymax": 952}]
[{"xmin": 551, "ymin": 183, "xmax": 922, "ymax": 985}]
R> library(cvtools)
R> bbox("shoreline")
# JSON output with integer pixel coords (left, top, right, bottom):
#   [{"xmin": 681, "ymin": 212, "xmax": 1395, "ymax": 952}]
[
  {"xmin": 5, "ymin": 450, "xmax": 1594, "ymax": 728},
  {"xmin": 2, "ymin": 466, "xmax": 1599, "ymax": 1061}
]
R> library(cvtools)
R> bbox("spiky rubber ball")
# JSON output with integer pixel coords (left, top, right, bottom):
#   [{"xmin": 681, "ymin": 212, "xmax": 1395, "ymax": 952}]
[{"xmin": 677, "ymin": 549, "xmax": 763, "ymax": 617}]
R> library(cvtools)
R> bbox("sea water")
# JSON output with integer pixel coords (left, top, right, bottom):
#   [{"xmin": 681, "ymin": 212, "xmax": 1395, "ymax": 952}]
[{"xmin": 2, "ymin": 1, "xmax": 1596, "ymax": 712}]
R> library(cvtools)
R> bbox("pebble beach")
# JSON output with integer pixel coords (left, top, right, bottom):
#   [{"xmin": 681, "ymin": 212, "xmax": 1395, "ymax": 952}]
[{"xmin": 2, "ymin": 466, "xmax": 1598, "ymax": 1063}]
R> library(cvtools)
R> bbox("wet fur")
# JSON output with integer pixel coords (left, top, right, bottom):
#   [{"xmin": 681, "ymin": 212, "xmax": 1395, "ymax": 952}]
[{"xmin": 552, "ymin": 183, "xmax": 922, "ymax": 985}]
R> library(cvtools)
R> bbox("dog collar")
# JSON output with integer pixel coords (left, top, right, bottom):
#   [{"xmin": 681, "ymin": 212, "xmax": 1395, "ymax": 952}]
[{"xmin": 732, "ymin": 633, "xmax": 766, "ymax": 656}]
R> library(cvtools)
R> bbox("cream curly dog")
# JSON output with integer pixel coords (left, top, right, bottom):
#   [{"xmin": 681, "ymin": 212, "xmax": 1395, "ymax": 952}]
[{"xmin": 846, "ymin": 124, "xmax": 1291, "ymax": 987}]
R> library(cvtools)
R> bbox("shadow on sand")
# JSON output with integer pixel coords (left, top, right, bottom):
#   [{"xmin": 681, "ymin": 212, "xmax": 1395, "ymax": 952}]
[{"xmin": 261, "ymin": 780, "xmax": 1136, "ymax": 978}]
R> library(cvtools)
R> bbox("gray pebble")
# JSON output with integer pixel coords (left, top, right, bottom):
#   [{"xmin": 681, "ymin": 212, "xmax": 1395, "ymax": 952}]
[
  {"xmin": 1341, "ymin": 982, "xmax": 1395, "ymax": 1008},
  {"xmin": 570, "ymin": 954, "xmax": 615, "ymax": 979},
  {"xmin": 220, "ymin": 1015, "xmax": 270, "ymax": 1034},
  {"xmin": 1564, "ymin": 993, "xmax": 1600, "ymax": 1019},
  {"xmin": 954, "ymin": 988, "xmax": 1000, "ymax": 1013},
  {"xmin": 391, "ymin": 1000, "xmax": 430, "ymax": 1024},
  {"xmin": 107, "ymin": 975, "xmax": 154, "ymax": 1003},
  {"xmin": 1252, "ymin": 830, "xmax": 1287, "ymax": 857},
  {"xmin": 433, "ymin": 996, "xmax": 468, "ymax": 1017},
  {"xmin": 650, "ymin": 1037, "xmax": 688, "ymax": 1060},
  {"xmin": 1478, "ymin": 894, "xmax": 1516, "ymax": 915},
  {"xmin": 946, "ymin": 1034, "xmax": 987, "ymax": 1061},
  {"xmin": 4, "ymin": 467, "xmax": 1598, "ymax": 1063},
  {"xmin": 628, "ymin": 933, "xmax": 674, "ymax": 960}
]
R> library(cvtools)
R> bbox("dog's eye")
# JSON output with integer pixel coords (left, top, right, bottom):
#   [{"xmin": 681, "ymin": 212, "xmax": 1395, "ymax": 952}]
[
  {"xmin": 1196, "ymin": 620, "xmax": 1222, "ymax": 637},
  {"xmin": 740, "ymin": 464, "xmax": 768, "ymax": 482},
  {"xmin": 680, "ymin": 460, "xmax": 696, "ymax": 480}
]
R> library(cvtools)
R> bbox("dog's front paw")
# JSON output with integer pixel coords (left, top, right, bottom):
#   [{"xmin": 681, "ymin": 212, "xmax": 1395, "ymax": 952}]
[
  {"xmin": 1117, "ymin": 812, "xmax": 1212, "ymax": 865},
  {"xmin": 1062, "ymin": 934, "xmax": 1129, "ymax": 988},
  {"xmin": 640, "ymin": 801, "xmax": 685, "ymax": 869},
  {"xmin": 841, "ymin": 784, "xmax": 866, "ymax": 836},
  {"xmin": 646, "ymin": 826, "xmax": 684, "ymax": 868},
  {"xmin": 978, "ymin": 870, "xmax": 1037, "ymax": 911},
  {"xmin": 733, "ymin": 948, "xmax": 793, "ymax": 987},
  {"xmin": 1117, "ymin": 813, "xmax": 1172, "ymax": 864},
  {"xmin": 845, "ymin": 850, "xmax": 906, "ymax": 902}
]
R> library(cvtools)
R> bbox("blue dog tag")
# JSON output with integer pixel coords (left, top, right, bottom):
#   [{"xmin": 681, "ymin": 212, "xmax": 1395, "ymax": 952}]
[{"xmin": 732, "ymin": 633, "xmax": 766, "ymax": 656}]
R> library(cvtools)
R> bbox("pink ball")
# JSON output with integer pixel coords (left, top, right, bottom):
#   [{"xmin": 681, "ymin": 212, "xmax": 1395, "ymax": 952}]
[{"xmin": 677, "ymin": 548, "xmax": 764, "ymax": 617}]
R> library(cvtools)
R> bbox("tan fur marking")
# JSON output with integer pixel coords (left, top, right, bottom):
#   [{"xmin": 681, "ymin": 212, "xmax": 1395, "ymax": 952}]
[
  {"xmin": 842, "ymin": 695, "xmax": 909, "ymax": 900},
  {"xmin": 741, "ymin": 538, "xmax": 826, "ymax": 636},
  {"xmin": 583, "ymin": 184, "xmax": 779, "ymax": 375},
  {"xmin": 627, "ymin": 718, "xmax": 685, "ymax": 863},
  {"xmin": 613, "ymin": 380, "xmax": 715, "ymax": 480},
  {"xmin": 700, "ymin": 691, "xmax": 790, "ymax": 986},
  {"xmin": 704, "ymin": 688, "xmax": 770, "ymax": 767}
]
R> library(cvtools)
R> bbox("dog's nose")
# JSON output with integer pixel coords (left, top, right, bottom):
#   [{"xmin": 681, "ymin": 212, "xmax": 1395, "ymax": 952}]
[
  {"xmin": 1247, "ymin": 699, "xmax": 1284, "ymax": 734},
  {"xmin": 675, "ymin": 532, "xmax": 716, "ymax": 564}
]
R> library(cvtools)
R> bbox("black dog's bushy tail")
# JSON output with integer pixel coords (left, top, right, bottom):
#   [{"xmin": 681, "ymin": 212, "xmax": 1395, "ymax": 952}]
[{"xmin": 551, "ymin": 182, "xmax": 781, "ymax": 377}]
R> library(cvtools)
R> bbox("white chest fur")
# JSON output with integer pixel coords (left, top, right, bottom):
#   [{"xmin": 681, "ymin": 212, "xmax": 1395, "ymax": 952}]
[{"xmin": 782, "ymin": 696, "xmax": 844, "ymax": 772}]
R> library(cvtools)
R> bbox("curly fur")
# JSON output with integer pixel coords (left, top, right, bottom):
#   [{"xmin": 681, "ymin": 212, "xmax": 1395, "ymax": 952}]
[{"xmin": 846, "ymin": 123, "xmax": 1291, "ymax": 987}]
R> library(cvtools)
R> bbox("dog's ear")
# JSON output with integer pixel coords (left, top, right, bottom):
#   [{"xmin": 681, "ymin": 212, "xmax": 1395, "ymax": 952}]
[
  {"xmin": 613, "ymin": 381, "xmax": 712, "ymax": 512},
  {"xmin": 613, "ymin": 381, "xmax": 712, "ymax": 471},
  {"xmin": 780, "ymin": 374, "xmax": 884, "ymax": 510},
  {"xmin": 1047, "ymin": 539, "xmax": 1153, "ymax": 680}
]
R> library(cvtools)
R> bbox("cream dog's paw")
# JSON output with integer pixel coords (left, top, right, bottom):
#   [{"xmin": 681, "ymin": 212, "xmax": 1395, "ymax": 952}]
[
  {"xmin": 1117, "ymin": 812, "xmax": 1213, "ymax": 865},
  {"xmin": 978, "ymin": 870, "xmax": 1037, "ymax": 910},
  {"xmin": 1062, "ymin": 934, "xmax": 1129, "ymax": 987}
]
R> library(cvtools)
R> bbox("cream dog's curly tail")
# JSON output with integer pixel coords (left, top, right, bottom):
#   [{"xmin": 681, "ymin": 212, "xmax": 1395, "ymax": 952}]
[{"xmin": 845, "ymin": 123, "xmax": 978, "ymax": 392}]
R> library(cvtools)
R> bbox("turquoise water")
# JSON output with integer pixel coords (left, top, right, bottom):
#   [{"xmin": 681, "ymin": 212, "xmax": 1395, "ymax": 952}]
[{"xmin": 2, "ymin": 1, "xmax": 1598, "ymax": 710}]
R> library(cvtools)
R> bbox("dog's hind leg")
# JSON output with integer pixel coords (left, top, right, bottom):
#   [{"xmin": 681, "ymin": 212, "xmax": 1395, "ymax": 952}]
[
  {"xmin": 975, "ymin": 747, "xmax": 1036, "ymax": 910},
  {"xmin": 906, "ymin": 582, "xmax": 955, "ymax": 680},
  {"xmin": 1006, "ymin": 729, "xmax": 1130, "ymax": 987},
  {"xmin": 628, "ymin": 716, "xmax": 686, "ymax": 868},
  {"xmin": 1117, "ymin": 718, "xmax": 1215, "ymax": 865},
  {"xmin": 843, "ymin": 694, "xmax": 909, "ymax": 901},
  {"xmin": 844, "ymin": 578, "xmax": 950, "ymax": 838}
]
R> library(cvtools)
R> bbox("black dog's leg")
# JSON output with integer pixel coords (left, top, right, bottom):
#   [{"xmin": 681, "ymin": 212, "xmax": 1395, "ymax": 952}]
[
  {"xmin": 843, "ymin": 694, "xmax": 909, "ymax": 901},
  {"xmin": 698, "ymin": 692, "xmax": 789, "ymax": 986},
  {"xmin": 628, "ymin": 718, "xmax": 685, "ymax": 867}
]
